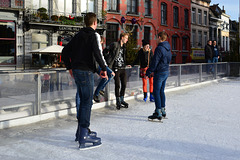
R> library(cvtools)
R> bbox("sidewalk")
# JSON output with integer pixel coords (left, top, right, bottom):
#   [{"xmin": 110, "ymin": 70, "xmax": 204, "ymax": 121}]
[{"xmin": 0, "ymin": 78, "xmax": 240, "ymax": 160}]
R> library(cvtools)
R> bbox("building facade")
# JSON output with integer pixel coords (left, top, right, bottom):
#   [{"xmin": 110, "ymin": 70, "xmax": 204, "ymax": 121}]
[
  {"xmin": 103, "ymin": 0, "xmax": 191, "ymax": 64},
  {"xmin": 191, "ymin": 0, "xmax": 210, "ymax": 62},
  {"xmin": 0, "ymin": 0, "xmax": 105, "ymax": 69}
]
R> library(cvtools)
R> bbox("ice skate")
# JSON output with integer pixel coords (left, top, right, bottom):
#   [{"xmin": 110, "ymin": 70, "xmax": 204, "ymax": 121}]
[
  {"xmin": 116, "ymin": 97, "xmax": 122, "ymax": 110},
  {"xmin": 143, "ymin": 92, "xmax": 148, "ymax": 102},
  {"xmin": 79, "ymin": 127, "xmax": 101, "ymax": 150},
  {"xmin": 99, "ymin": 90, "xmax": 105, "ymax": 96},
  {"xmin": 148, "ymin": 109, "xmax": 162, "ymax": 122},
  {"xmin": 150, "ymin": 93, "xmax": 155, "ymax": 102},
  {"xmin": 120, "ymin": 96, "xmax": 128, "ymax": 108},
  {"xmin": 93, "ymin": 95, "xmax": 100, "ymax": 103},
  {"xmin": 161, "ymin": 107, "xmax": 167, "ymax": 118},
  {"xmin": 75, "ymin": 128, "xmax": 97, "ymax": 142}
]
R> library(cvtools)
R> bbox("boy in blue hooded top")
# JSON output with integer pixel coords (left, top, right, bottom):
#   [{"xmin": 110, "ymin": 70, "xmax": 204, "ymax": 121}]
[{"xmin": 146, "ymin": 31, "xmax": 172, "ymax": 121}]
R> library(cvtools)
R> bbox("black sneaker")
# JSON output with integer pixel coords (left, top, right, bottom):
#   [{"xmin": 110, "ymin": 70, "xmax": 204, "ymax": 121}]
[
  {"xmin": 93, "ymin": 95, "xmax": 100, "ymax": 103},
  {"xmin": 99, "ymin": 90, "xmax": 105, "ymax": 96}
]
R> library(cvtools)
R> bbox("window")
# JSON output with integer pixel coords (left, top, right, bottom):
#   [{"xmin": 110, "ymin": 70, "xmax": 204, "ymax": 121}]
[
  {"xmin": 222, "ymin": 36, "xmax": 225, "ymax": 51},
  {"xmin": 81, "ymin": 0, "xmax": 94, "ymax": 13},
  {"xmin": 106, "ymin": 24, "xmax": 119, "ymax": 46},
  {"xmin": 173, "ymin": 6, "xmax": 179, "ymax": 27},
  {"xmin": 33, "ymin": 0, "xmax": 49, "ymax": 11},
  {"xmin": 184, "ymin": 9, "xmax": 189, "ymax": 29},
  {"xmin": 203, "ymin": 32, "xmax": 207, "ymax": 47},
  {"xmin": 198, "ymin": 9, "xmax": 202, "ymax": 25},
  {"xmin": 182, "ymin": 36, "xmax": 188, "ymax": 51},
  {"xmin": 145, "ymin": 0, "xmax": 151, "ymax": 16},
  {"xmin": 144, "ymin": 26, "xmax": 151, "ymax": 43},
  {"xmin": 127, "ymin": 25, "xmax": 138, "ymax": 40},
  {"xmin": 0, "ymin": 21, "xmax": 16, "ymax": 64},
  {"xmin": 172, "ymin": 35, "xmax": 178, "ymax": 50},
  {"xmin": 198, "ymin": 31, "xmax": 202, "ymax": 48},
  {"xmin": 161, "ymin": 3, "xmax": 167, "ymax": 25},
  {"xmin": 107, "ymin": 0, "xmax": 118, "ymax": 12},
  {"xmin": 204, "ymin": 11, "xmax": 207, "ymax": 25},
  {"xmin": 192, "ymin": 8, "xmax": 196, "ymax": 23},
  {"xmin": 127, "ymin": 0, "xmax": 138, "ymax": 14},
  {"xmin": 192, "ymin": 30, "xmax": 196, "ymax": 48},
  {"xmin": 0, "ymin": 0, "xmax": 10, "ymax": 7},
  {"xmin": 226, "ymin": 37, "xmax": 229, "ymax": 51}
]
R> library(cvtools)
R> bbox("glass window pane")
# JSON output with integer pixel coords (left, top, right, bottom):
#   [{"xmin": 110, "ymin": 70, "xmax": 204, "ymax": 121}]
[
  {"xmin": 41, "ymin": 0, "xmax": 48, "ymax": 10},
  {"xmin": 88, "ymin": 0, "xmax": 94, "ymax": 12},
  {"xmin": 33, "ymin": 0, "xmax": 39, "ymax": 10},
  {"xmin": 66, "ymin": 0, "xmax": 72, "ymax": 14},
  {"xmin": 81, "ymin": 0, "xmax": 87, "ymax": 13},
  {"xmin": 0, "ymin": 21, "xmax": 15, "ymax": 38},
  {"xmin": 58, "ymin": 0, "xmax": 64, "ymax": 14}
]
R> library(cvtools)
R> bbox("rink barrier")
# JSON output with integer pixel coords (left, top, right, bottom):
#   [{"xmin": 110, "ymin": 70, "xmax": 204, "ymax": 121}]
[{"xmin": 0, "ymin": 62, "xmax": 239, "ymax": 129}]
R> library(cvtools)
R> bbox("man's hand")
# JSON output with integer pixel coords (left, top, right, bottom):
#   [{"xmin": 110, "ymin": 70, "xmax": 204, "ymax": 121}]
[
  {"xmin": 111, "ymin": 72, "xmax": 115, "ymax": 77},
  {"xmin": 69, "ymin": 69, "xmax": 73, "ymax": 78},
  {"xmin": 100, "ymin": 71, "xmax": 108, "ymax": 80}
]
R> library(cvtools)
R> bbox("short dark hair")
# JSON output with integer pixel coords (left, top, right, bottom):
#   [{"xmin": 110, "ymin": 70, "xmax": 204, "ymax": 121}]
[
  {"xmin": 158, "ymin": 31, "xmax": 168, "ymax": 41},
  {"xmin": 84, "ymin": 12, "xmax": 97, "ymax": 27}
]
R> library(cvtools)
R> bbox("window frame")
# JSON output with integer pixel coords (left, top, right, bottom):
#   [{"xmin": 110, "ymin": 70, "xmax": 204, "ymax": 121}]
[
  {"xmin": 161, "ymin": 2, "xmax": 167, "ymax": 25},
  {"xmin": 173, "ymin": 6, "xmax": 179, "ymax": 27},
  {"xmin": 107, "ymin": 0, "xmax": 119, "ymax": 12},
  {"xmin": 127, "ymin": 0, "xmax": 138, "ymax": 14}
]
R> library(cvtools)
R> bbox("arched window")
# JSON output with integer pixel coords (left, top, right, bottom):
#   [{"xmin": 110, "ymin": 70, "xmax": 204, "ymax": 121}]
[
  {"xmin": 161, "ymin": 3, "xmax": 167, "ymax": 25},
  {"xmin": 173, "ymin": 6, "xmax": 179, "ymax": 27},
  {"xmin": 172, "ymin": 35, "xmax": 178, "ymax": 50},
  {"xmin": 184, "ymin": 9, "xmax": 189, "ymax": 29}
]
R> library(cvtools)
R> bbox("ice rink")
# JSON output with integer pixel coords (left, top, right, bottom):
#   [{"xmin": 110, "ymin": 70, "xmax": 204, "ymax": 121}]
[{"xmin": 0, "ymin": 78, "xmax": 240, "ymax": 160}]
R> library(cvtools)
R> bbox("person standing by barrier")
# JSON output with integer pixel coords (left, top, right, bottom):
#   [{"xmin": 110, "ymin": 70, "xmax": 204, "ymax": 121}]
[
  {"xmin": 212, "ymin": 40, "xmax": 220, "ymax": 63},
  {"xmin": 103, "ymin": 33, "xmax": 129, "ymax": 110},
  {"xmin": 205, "ymin": 40, "xmax": 213, "ymax": 74},
  {"xmin": 62, "ymin": 12, "xmax": 107, "ymax": 149},
  {"xmin": 93, "ymin": 36, "xmax": 115, "ymax": 103},
  {"xmin": 132, "ymin": 40, "xmax": 154, "ymax": 102},
  {"xmin": 146, "ymin": 31, "xmax": 172, "ymax": 121}
]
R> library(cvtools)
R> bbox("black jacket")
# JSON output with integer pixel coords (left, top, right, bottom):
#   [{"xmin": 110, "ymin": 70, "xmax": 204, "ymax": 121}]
[
  {"xmin": 103, "ymin": 41, "xmax": 127, "ymax": 69},
  {"xmin": 204, "ymin": 44, "xmax": 213, "ymax": 60},
  {"xmin": 62, "ymin": 27, "xmax": 106, "ymax": 72},
  {"xmin": 132, "ymin": 48, "xmax": 154, "ymax": 68}
]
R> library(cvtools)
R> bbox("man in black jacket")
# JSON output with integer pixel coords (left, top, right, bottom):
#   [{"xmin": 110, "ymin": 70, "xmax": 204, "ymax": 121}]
[
  {"xmin": 204, "ymin": 40, "xmax": 213, "ymax": 74},
  {"xmin": 62, "ymin": 12, "xmax": 107, "ymax": 149},
  {"xmin": 103, "ymin": 33, "xmax": 129, "ymax": 110}
]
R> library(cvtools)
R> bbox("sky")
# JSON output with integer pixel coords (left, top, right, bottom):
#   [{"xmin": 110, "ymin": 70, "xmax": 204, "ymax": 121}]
[{"xmin": 211, "ymin": 0, "xmax": 239, "ymax": 21}]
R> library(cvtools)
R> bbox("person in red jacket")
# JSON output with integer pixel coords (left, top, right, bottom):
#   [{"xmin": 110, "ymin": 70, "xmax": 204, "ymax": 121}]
[{"xmin": 132, "ymin": 40, "xmax": 154, "ymax": 102}]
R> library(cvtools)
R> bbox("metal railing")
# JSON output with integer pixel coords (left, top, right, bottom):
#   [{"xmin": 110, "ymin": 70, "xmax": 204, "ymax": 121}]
[{"xmin": 0, "ymin": 62, "xmax": 239, "ymax": 122}]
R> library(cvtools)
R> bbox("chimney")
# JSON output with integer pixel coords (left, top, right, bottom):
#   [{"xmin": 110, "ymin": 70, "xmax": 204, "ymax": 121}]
[{"xmin": 222, "ymin": 6, "xmax": 225, "ymax": 13}]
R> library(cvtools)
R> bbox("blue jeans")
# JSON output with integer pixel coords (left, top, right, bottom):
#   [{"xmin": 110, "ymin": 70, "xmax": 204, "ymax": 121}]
[
  {"xmin": 212, "ymin": 57, "xmax": 218, "ymax": 63},
  {"xmin": 207, "ymin": 59, "xmax": 213, "ymax": 73},
  {"xmin": 73, "ymin": 69, "xmax": 94, "ymax": 128},
  {"xmin": 94, "ymin": 66, "xmax": 114, "ymax": 96},
  {"xmin": 153, "ymin": 72, "xmax": 169, "ymax": 110},
  {"xmin": 76, "ymin": 88, "xmax": 80, "ymax": 118}
]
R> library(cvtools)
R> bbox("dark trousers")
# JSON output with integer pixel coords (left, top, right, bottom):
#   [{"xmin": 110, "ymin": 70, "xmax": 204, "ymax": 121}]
[{"xmin": 114, "ymin": 69, "xmax": 127, "ymax": 97}]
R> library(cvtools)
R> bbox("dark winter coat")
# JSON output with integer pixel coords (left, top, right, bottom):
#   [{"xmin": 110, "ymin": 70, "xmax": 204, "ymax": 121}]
[
  {"xmin": 61, "ymin": 27, "xmax": 106, "ymax": 72},
  {"xmin": 146, "ymin": 41, "xmax": 172, "ymax": 76},
  {"xmin": 205, "ymin": 44, "xmax": 213, "ymax": 60},
  {"xmin": 103, "ymin": 41, "xmax": 127, "ymax": 69},
  {"xmin": 131, "ymin": 48, "xmax": 154, "ymax": 68}
]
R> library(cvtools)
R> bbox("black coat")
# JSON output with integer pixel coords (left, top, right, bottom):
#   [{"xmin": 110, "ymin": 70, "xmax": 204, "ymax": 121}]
[
  {"xmin": 132, "ymin": 48, "xmax": 154, "ymax": 68},
  {"xmin": 62, "ymin": 27, "xmax": 106, "ymax": 72},
  {"xmin": 205, "ymin": 44, "xmax": 213, "ymax": 60}
]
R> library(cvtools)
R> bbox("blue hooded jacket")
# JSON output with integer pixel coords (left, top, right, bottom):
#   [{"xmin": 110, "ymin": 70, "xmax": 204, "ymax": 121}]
[{"xmin": 146, "ymin": 41, "xmax": 172, "ymax": 76}]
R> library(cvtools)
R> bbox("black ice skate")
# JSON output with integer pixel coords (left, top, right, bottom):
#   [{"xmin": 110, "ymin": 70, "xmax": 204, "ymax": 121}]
[
  {"xmin": 148, "ymin": 109, "xmax": 162, "ymax": 122},
  {"xmin": 120, "ymin": 96, "xmax": 128, "ymax": 108},
  {"xmin": 79, "ymin": 127, "xmax": 101, "ymax": 150},
  {"xmin": 75, "ymin": 128, "xmax": 97, "ymax": 142},
  {"xmin": 116, "ymin": 97, "xmax": 122, "ymax": 110}
]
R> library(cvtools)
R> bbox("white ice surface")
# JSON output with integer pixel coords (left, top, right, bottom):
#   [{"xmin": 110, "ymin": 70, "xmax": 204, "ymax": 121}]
[{"xmin": 0, "ymin": 78, "xmax": 240, "ymax": 160}]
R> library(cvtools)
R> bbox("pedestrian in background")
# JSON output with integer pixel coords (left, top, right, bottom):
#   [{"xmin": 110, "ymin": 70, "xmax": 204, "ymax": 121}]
[
  {"xmin": 62, "ymin": 12, "xmax": 107, "ymax": 149},
  {"xmin": 146, "ymin": 31, "xmax": 172, "ymax": 121},
  {"xmin": 204, "ymin": 40, "xmax": 213, "ymax": 74},
  {"xmin": 132, "ymin": 39, "xmax": 154, "ymax": 102},
  {"xmin": 212, "ymin": 40, "xmax": 220, "ymax": 63}
]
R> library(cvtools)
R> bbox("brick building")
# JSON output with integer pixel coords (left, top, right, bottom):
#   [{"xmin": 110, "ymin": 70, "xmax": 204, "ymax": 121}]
[{"xmin": 103, "ymin": 0, "xmax": 191, "ymax": 64}]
